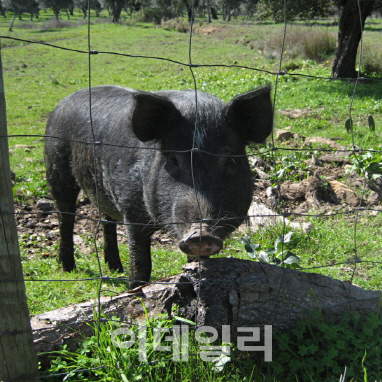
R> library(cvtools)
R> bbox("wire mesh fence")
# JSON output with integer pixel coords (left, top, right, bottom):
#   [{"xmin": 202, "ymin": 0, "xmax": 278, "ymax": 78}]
[{"xmin": 0, "ymin": 1, "xmax": 381, "ymax": 381}]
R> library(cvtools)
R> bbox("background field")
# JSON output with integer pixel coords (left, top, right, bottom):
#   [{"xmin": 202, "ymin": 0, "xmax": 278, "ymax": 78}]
[{"xmin": 1, "ymin": 10, "xmax": 381, "ymax": 381}]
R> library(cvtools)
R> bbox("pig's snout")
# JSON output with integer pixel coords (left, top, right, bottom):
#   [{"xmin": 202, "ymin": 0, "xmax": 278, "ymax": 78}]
[{"xmin": 179, "ymin": 225, "xmax": 223, "ymax": 257}]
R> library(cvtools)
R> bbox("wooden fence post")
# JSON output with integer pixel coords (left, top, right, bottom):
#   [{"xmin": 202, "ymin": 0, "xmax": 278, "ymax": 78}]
[{"xmin": 0, "ymin": 44, "xmax": 40, "ymax": 382}]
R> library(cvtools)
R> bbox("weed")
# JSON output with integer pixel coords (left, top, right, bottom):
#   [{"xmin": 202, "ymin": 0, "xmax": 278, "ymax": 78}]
[
  {"xmin": 269, "ymin": 311, "xmax": 382, "ymax": 382},
  {"xmin": 256, "ymin": 148, "xmax": 314, "ymax": 184},
  {"xmin": 242, "ymin": 232, "xmax": 301, "ymax": 268},
  {"xmin": 347, "ymin": 151, "xmax": 382, "ymax": 179}
]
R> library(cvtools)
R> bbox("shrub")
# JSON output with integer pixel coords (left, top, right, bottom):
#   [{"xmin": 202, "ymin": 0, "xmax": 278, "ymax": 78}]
[
  {"xmin": 18, "ymin": 22, "xmax": 39, "ymax": 29},
  {"xmin": 161, "ymin": 17, "xmax": 189, "ymax": 33},
  {"xmin": 360, "ymin": 42, "xmax": 382, "ymax": 76},
  {"xmin": 302, "ymin": 29, "xmax": 336, "ymax": 61},
  {"xmin": 258, "ymin": 27, "xmax": 337, "ymax": 62},
  {"xmin": 41, "ymin": 19, "xmax": 73, "ymax": 30}
]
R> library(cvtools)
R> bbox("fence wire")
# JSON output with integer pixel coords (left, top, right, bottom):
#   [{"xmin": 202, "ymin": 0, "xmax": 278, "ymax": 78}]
[{"xmin": 0, "ymin": 0, "xmax": 381, "ymax": 380}]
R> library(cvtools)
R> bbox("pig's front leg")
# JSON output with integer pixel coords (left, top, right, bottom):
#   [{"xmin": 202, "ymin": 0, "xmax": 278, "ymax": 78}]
[{"xmin": 126, "ymin": 223, "xmax": 153, "ymax": 289}]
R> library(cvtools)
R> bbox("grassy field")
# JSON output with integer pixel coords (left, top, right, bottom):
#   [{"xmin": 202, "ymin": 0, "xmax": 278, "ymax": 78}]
[{"xmin": 1, "ymin": 10, "xmax": 382, "ymax": 382}]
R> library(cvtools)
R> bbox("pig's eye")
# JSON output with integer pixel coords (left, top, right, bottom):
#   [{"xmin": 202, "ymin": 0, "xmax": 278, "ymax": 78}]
[
  {"xmin": 168, "ymin": 154, "xmax": 179, "ymax": 168},
  {"xmin": 165, "ymin": 154, "xmax": 181, "ymax": 178},
  {"xmin": 224, "ymin": 157, "xmax": 237, "ymax": 175}
]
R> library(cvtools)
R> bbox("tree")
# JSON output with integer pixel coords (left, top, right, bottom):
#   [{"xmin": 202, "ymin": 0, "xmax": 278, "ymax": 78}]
[
  {"xmin": 221, "ymin": 0, "xmax": 242, "ymax": 20},
  {"xmin": 256, "ymin": 0, "xmax": 382, "ymax": 78},
  {"xmin": 4, "ymin": 0, "xmax": 39, "ymax": 20},
  {"xmin": 38, "ymin": 0, "xmax": 74, "ymax": 19},
  {"xmin": 99, "ymin": 0, "xmax": 125, "ymax": 22},
  {"xmin": 73, "ymin": 0, "xmax": 102, "ymax": 18},
  {"xmin": 332, "ymin": 0, "xmax": 376, "ymax": 78},
  {"xmin": 136, "ymin": 0, "xmax": 185, "ymax": 24},
  {"xmin": 255, "ymin": 0, "xmax": 332, "ymax": 22},
  {"xmin": 125, "ymin": 0, "xmax": 141, "ymax": 16},
  {"xmin": 0, "ymin": 0, "xmax": 6, "ymax": 16},
  {"xmin": 182, "ymin": 0, "xmax": 196, "ymax": 22}
]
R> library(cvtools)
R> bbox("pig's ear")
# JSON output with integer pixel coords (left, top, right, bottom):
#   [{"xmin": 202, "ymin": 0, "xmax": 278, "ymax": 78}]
[
  {"xmin": 132, "ymin": 93, "xmax": 180, "ymax": 142},
  {"xmin": 225, "ymin": 86, "xmax": 273, "ymax": 143}
]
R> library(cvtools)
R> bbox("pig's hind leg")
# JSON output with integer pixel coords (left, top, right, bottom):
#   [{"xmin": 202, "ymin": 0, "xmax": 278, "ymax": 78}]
[
  {"xmin": 46, "ymin": 153, "xmax": 80, "ymax": 272},
  {"xmin": 102, "ymin": 215, "xmax": 124, "ymax": 272}
]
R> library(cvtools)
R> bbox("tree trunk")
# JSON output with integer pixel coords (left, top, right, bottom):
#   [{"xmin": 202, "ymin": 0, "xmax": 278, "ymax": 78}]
[
  {"xmin": 206, "ymin": 0, "xmax": 211, "ymax": 22},
  {"xmin": 183, "ymin": 0, "xmax": 196, "ymax": 22},
  {"xmin": 0, "ymin": 42, "xmax": 40, "ymax": 382},
  {"xmin": 9, "ymin": 13, "xmax": 16, "ymax": 31},
  {"xmin": 53, "ymin": 8, "xmax": 60, "ymax": 20},
  {"xmin": 32, "ymin": 258, "xmax": 381, "ymax": 366},
  {"xmin": 332, "ymin": 0, "xmax": 374, "ymax": 78},
  {"xmin": 211, "ymin": 7, "xmax": 218, "ymax": 20},
  {"xmin": 111, "ymin": 0, "xmax": 125, "ymax": 22}
]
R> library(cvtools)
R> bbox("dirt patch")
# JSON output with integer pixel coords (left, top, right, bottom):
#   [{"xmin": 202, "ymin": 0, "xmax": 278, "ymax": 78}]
[
  {"xmin": 15, "ymin": 197, "xmax": 105, "ymax": 259},
  {"xmin": 194, "ymin": 25, "xmax": 227, "ymax": 35},
  {"xmin": 15, "ymin": 195, "xmax": 174, "ymax": 259},
  {"xmin": 251, "ymin": 156, "xmax": 381, "ymax": 216},
  {"xmin": 278, "ymin": 108, "xmax": 321, "ymax": 119}
]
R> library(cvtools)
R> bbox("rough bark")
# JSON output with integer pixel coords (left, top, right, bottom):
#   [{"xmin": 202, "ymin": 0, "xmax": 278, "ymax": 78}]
[
  {"xmin": 332, "ymin": 0, "xmax": 374, "ymax": 78},
  {"xmin": 32, "ymin": 258, "xmax": 381, "ymax": 365},
  {"xmin": 0, "ymin": 46, "xmax": 40, "ymax": 382},
  {"xmin": 111, "ymin": 0, "xmax": 124, "ymax": 22}
]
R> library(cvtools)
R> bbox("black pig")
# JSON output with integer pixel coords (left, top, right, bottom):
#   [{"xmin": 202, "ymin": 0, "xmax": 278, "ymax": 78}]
[{"xmin": 45, "ymin": 85, "xmax": 273, "ymax": 288}]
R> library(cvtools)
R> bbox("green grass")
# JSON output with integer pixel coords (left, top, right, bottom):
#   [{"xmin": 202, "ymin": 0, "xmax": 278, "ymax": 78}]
[
  {"xmin": 1, "ymin": 12, "xmax": 381, "ymax": 381},
  {"xmin": 233, "ymin": 214, "xmax": 382, "ymax": 290},
  {"xmin": 22, "ymin": 234, "xmax": 187, "ymax": 314},
  {"xmin": 21, "ymin": 212, "xmax": 382, "ymax": 315},
  {"xmin": 42, "ymin": 310, "xmax": 262, "ymax": 381},
  {"xmin": 41, "ymin": 307, "xmax": 382, "ymax": 382}
]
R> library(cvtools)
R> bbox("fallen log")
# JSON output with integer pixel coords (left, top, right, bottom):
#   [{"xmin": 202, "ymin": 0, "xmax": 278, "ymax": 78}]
[{"xmin": 31, "ymin": 258, "xmax": 381, "ymax": 362}]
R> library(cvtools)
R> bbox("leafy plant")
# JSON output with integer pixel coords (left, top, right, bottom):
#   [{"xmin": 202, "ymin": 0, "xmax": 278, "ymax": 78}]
[
  {"xmin": 273, "ymin": 152, "xmax": 309, "ymax": 182},
  {"xmin": 347, "ymin": 151, "xmax": 382, "ymax": 180},
  {"xmin": 242, "ymin": 232, "xmax": 301, "ymax": 268},
  {"xmin": 269, "ymin": 311, "xmax": 382, "ymax": 382},
  {"xmin": 255, "ymin": 148, "xmax": 314, "ymax": 184}
]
